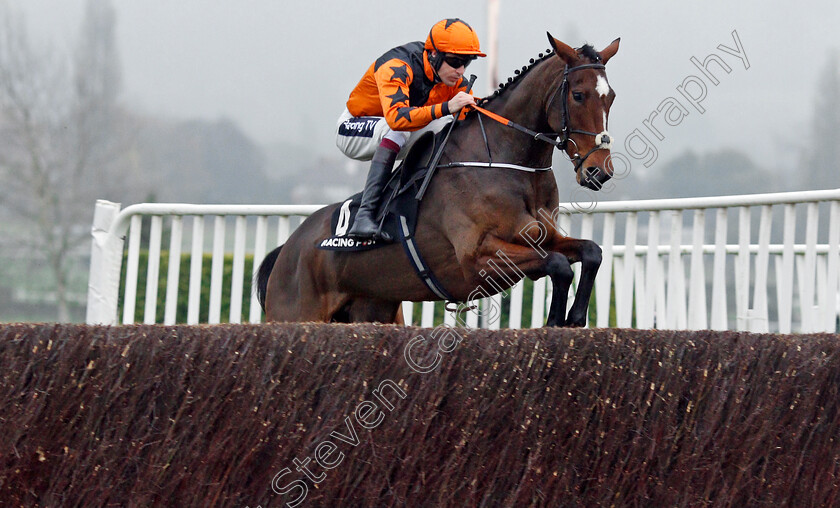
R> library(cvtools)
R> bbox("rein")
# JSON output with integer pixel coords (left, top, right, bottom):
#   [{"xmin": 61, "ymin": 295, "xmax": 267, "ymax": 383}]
[
  {"xmin": 469, "ymin": 103, "xmax": 563, "ymax": 148},
  {"xmin": 415, "ymin": 59, "xmax": 612, "ymax": 200},
  {"xmin": 470, "ymin": 62, "xmax": 610, "ymax": 173}
]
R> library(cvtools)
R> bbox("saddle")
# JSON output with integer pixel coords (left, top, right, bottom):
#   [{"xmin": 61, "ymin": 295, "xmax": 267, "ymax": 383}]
[
  {"xmin": 317, "ymin": 129, "xmax": 454, "ymax": 301},
  {"xmin": 318, "ymin": 130, "xmax": 438, "ymax": 253}
]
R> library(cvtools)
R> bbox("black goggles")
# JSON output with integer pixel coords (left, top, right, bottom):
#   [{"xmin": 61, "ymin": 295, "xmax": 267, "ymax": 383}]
[{"xmin": 442, "ymin": 54, "xmax": 476, "ymax": 69}]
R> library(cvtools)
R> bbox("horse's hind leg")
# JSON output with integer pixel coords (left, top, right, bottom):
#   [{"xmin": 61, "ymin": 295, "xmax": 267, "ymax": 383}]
[
  {"xmin": 265, "ymin": 244, "xmax": 351, "ymax": 322},
  {"xmin": 346, "ymin": 298, "xmax": 403, "ymax": 324}
]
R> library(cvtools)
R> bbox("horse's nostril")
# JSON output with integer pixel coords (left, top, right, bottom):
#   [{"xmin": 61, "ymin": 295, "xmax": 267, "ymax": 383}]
[
  {"xmin": 580, "ymin": 171, "xmax": 602, "ymax": 190},
  {"xmin": 584, "ymin": 167, "xmax": 600, "ymax": 180}
]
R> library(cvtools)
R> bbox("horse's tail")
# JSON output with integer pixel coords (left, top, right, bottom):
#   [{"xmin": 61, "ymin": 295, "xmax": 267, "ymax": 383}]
[{"xmin": 256, "ymin": 244, "xmax": 283, "ymax": 312}]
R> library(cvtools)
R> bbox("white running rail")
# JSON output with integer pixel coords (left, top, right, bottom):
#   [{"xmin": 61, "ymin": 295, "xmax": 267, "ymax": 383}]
[{"xmin": 86, "ymin": 188, "xmax": 840, "ymax": 332}]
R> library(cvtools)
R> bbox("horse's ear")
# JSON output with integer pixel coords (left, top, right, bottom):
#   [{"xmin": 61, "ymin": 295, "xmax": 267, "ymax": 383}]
[
  {"xmin": 546, "ymin": 32, "xmax": 578, "ymax": 66},
  {"xmin": 599, "ymin": 38, "xmax": 621, "ymax": 65}
]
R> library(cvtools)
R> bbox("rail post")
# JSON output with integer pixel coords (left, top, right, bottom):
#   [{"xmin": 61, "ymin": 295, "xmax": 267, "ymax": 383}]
[{"xmin": 86, "ymin": 200, "xmax": 124, "ymax": 324}]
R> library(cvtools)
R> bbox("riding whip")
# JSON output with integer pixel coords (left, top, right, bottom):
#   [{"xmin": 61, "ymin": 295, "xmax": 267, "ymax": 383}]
[{"xmin": 415, "ymin": 74, "xmax": 478, "ymax": 200}]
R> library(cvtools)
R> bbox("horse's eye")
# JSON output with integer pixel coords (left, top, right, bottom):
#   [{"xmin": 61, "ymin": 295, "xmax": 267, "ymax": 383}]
[{"xmin": 572, "ymin": 91, "xmax": 584, "ymax": 102}]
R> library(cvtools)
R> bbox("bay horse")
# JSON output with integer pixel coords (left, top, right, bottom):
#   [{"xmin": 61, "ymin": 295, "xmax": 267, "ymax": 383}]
[{"xmin": 257, "ymin": 33, "xmax": 620, "ymax": 326}]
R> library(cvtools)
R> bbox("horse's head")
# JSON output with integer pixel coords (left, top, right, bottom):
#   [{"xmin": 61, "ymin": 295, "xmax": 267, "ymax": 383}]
[{"xmin": 547, "ymin": 34, "xmax": 620, "ymax": 191}]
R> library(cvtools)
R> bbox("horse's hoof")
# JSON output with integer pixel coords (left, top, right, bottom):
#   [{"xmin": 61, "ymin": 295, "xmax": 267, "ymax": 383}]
[{"xmin": 565, "ymin": 312, "xmax": 587, "ymax": 327}]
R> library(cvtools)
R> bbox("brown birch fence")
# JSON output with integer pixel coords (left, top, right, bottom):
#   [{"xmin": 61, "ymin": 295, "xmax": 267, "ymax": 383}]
[{"xmin": 1, "ymin": 323, "xmax": 838, "ymax": 507}]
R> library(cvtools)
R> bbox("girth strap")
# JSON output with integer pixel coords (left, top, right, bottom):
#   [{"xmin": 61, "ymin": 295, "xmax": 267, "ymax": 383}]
[{"xmin": 397, "ymin": 215, "xmax": 454, "ymax": 302}]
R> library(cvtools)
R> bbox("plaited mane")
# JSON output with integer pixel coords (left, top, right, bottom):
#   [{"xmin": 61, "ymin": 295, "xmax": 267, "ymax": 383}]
[{"xmin": 478, "ymin": 43, "xmax": 600, "ymax": 106}]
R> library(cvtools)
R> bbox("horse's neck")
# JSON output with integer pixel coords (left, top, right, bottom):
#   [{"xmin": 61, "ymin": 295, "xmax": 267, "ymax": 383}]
[{"xmin": 475, "ymin": 61, "xmax": 563, "ymax": 168}]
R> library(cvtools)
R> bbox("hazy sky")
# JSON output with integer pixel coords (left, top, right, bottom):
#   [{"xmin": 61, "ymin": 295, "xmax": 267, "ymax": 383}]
[{"xmin": 14, "ymin": 0, "xmax": 840, "ymax": 175}]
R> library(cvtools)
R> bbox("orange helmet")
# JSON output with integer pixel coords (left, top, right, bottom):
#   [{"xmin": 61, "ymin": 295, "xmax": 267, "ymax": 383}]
[{"xmin": 425, "ymin": 18, "xmax": 486, "ymax": 57}]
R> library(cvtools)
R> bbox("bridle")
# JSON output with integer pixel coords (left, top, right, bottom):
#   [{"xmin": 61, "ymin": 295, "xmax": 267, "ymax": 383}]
[
  {"xmin": 548, "ymin": 62, "xmax": 611, "ymax": 171},
  {"xmin": 471, "ymin": 60, "xmax": 612, "ymax": 173},
  {"xmin": 417, "ymin": 58, "xmax": 614, "ymax": 200}
]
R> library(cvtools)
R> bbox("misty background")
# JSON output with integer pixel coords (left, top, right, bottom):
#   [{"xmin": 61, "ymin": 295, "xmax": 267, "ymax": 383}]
[{"xmin": 1, "ymin": 0, "xmax": 839, "ymax": 321}]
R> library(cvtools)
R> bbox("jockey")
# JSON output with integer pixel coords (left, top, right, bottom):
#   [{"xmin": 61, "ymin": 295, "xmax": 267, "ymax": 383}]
[{"xmin": 335, "ymin": 18, "xmax": 486, "ymax": 241}]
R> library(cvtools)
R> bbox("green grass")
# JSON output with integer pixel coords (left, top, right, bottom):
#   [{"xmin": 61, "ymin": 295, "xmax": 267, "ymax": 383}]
[{"xmin": 118, "ymin": 251, "xmax": 256, "ymax": 324}]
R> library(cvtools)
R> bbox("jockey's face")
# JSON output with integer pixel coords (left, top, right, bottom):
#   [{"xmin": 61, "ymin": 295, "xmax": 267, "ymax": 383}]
[{"xmin": 434, "ymin": 52, "xmax": 467, "ymax": 87}]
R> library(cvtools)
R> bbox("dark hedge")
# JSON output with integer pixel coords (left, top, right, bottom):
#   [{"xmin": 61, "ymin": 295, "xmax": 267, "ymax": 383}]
[{"xmin": 1, "ymin": 324, "xmax": 838, "ymax": 507}]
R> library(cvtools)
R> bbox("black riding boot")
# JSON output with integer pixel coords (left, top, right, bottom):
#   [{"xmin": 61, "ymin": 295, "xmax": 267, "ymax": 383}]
[{"xmin": 348, "ymin": 145, "xmax": 397, "ymax": 241}]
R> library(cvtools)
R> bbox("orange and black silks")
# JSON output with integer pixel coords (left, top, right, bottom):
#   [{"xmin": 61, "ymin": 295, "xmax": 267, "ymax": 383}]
[{"xmin": 346, "ymin": 41, "xmax": 472, "ymax": 132}]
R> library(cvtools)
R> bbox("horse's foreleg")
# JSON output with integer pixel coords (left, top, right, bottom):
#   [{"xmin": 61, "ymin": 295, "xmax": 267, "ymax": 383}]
[
  {"xmin": 542, "ymin": 253, "xmax": 574, "ymax": 326},
  {"xmin": 470, "ymin": 237, "xmax": 574, "ymax": 327},
  {"xmin": 549, "ymin": 237, "xmax": 602, "ymax": 327}
]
